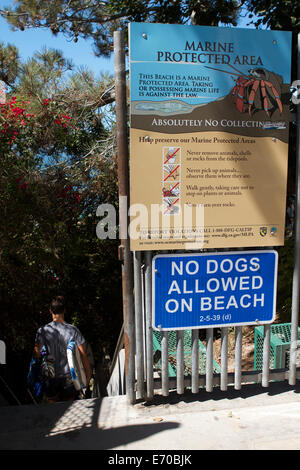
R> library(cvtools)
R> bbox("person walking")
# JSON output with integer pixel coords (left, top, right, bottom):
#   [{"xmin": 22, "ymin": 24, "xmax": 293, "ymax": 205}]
[{"xmin": 33, "ymin": 295, "xmax": 91, "ymax": 402}]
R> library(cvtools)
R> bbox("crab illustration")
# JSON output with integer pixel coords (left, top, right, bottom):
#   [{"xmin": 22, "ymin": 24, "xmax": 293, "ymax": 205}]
[{"xmin": 205, "ymin": 65, "xmax": 283, "ymax": 117}]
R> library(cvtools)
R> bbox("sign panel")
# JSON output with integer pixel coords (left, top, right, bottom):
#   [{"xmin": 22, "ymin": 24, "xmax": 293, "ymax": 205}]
[
  {"xmin": 152, "ymin": 251, "xmax": 278, "ymax": 330},
  {"xmin": 129, "ymin": 23, "xmax": 292, "ymax": 251}
]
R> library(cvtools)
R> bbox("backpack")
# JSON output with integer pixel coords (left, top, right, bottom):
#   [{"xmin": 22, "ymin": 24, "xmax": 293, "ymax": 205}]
[{"xmin": 27, "ymin": 345, "xmax": 55, "ymax": 402}]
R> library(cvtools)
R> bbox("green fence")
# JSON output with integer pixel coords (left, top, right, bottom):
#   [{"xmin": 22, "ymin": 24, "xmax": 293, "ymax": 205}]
[
  {"xmin": 153, "ymin": 330, "xmax": 221, "ymax": 377},
  {"xmin": 254, "ymin": 323, "xmax": 300, "ymax": 370}
]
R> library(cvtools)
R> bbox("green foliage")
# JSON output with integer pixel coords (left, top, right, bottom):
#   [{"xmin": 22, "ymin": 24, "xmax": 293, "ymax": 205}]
[
  {"xmin": 0, "ymin": 42, "xmax": 20, "ymax": 86},
  {"xmin": 276, "ymin": 238, "xmax": 295, "ymax": 322},
  {"xmin": 0, "ymin": 46, "xmax": 121, "ymax": 404},
  {"xmin": 245, "ymin": 0, "xmax": 300, "ymax": 32}
]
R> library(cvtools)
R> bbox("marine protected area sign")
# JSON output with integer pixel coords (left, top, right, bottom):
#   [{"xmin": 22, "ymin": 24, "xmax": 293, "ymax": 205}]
[
  {"xmin": 152, "ymin": 250, "xmax": 278, "ymax": 330},
  {"xmin": 129, "ymin": 23, "xmax": 292, "ymax": 251}
]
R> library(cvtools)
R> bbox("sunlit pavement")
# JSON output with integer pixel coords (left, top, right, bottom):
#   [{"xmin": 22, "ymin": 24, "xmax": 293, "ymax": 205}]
[{"xmin": 1, "ymin": 381, "xmax": 300, "ymax": 450}]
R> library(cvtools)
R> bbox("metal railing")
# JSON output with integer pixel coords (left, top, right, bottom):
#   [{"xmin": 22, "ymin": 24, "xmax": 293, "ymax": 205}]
[
  {"xmin": 132, "ymin": 251, "xmax": 297, "ymax": 402},
  {"xmin": 109, "ymin": 324, "xmax": 124, "ymax": 377},
  {"xmin": 108, "ymin": 248, "xmax": 300, "ymax": 400}
]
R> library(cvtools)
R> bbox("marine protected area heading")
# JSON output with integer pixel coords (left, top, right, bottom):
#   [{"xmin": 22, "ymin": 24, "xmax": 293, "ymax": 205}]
[{"xmin": 157, "ymin": 40, "xmax": 263, "ymax": 66}]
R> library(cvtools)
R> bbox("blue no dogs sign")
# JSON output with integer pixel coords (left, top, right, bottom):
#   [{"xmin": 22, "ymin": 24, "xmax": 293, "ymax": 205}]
[{"xmin": 152, "ymin": 250, "xmax": 278, "ymax": 330}]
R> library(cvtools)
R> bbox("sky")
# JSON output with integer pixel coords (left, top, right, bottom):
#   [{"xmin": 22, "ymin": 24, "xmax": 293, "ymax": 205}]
[
  {"xmin": 0, "ymin": 1, "xmax": 256, "ymax": 78},
  {"xmin": 0, "ymin": 0, "xmax": 114, "ymax": 75}
]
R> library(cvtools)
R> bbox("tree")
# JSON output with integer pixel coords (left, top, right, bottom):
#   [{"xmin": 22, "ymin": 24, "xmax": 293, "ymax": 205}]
[
  {"xmin": 0, "ymin": 1, "xmax": 240, "ymax": 57},
  {"xmin": 245, "ymin": 0, "xmax": 300, "ymax": 33},
  {"xmin": 0, "ymin": 41, "xmax": 20, "ymax": 86},
  {"xmin": 0, "ymin": 46, "xmax": 121, "ymax": 403}
]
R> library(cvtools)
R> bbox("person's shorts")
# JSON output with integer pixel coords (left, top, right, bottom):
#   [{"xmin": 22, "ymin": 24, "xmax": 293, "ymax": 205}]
[{"xmin": 45, "ymin": 375, "xmax": 78, "ymax": 401}]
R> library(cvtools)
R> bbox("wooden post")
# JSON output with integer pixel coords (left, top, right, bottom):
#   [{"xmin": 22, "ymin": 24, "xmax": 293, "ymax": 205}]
[{"xmin": 114, "ymin": 30, "xmax": 135, "ymax": 403}]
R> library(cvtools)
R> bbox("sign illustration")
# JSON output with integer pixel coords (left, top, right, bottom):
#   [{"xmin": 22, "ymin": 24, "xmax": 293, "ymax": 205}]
[{"xmin": 129, "ymin": 23, "xmax": 292, "ymax": 251}]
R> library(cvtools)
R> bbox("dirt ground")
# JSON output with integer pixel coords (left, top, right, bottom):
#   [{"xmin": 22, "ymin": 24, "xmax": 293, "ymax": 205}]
[{"xmin": 213, "ymin": 326, "xmax": 255, "ymax": 372}]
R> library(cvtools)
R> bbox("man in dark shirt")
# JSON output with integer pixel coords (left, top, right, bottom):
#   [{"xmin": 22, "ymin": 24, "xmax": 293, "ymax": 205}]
[{"xmin": 34, "ymin": 296, "xmax": 91, "ymax": 402}]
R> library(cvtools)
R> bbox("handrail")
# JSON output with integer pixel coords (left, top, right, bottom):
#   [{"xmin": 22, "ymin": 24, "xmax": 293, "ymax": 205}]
[
  {"xmin": 0, "ymin": 374, "xmax": 21, "ymax": 405},
  {"xmin": 109, "ymin": 323, "xmax": 124, "ymax": 376}
]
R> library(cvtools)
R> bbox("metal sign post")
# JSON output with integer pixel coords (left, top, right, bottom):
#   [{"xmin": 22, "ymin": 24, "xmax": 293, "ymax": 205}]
[
  {"xmin": 0, "ymin": 340, "xmax": 5, "ymax": 364},
  {"xmin": 289, "ymin": 34, "xmax": 300, "ymax": 386}
]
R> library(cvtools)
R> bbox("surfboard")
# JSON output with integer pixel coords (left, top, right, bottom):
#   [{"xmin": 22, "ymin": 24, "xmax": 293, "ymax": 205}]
[{"xmin": 67, "ymin": 341, "xmax": 87, "ymax": 391}]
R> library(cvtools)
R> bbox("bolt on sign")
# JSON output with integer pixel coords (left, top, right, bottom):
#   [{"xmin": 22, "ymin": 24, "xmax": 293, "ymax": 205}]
[{"xmin": 128, "ymin": 23, "xmax": 292, "ymax": 251}]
